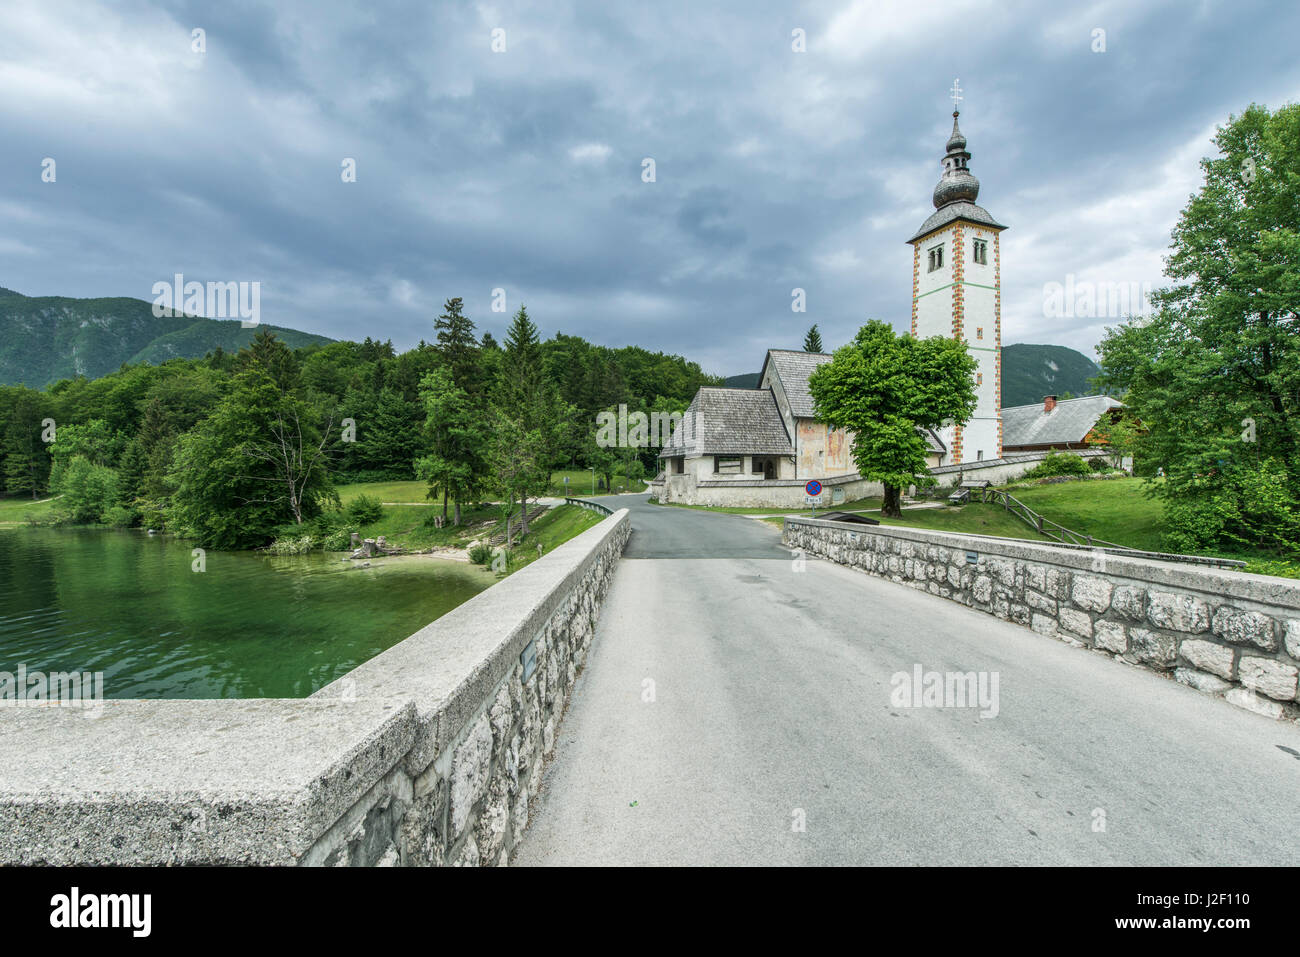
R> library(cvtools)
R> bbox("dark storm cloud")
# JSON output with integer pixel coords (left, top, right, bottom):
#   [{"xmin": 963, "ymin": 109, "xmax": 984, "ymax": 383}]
[{"xmin": 1, "ymin": 0, "xmax": 1297, "ymax": 376}]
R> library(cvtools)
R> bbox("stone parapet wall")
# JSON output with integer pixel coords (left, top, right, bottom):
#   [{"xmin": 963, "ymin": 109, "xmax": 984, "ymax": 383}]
[
  {"xmin": 0, "ymin": 509, "xmax": 631, "ymax": 866},
  {"xmin": 783, "ymin": 517, "xmax": 1300, "ymax": 721}
]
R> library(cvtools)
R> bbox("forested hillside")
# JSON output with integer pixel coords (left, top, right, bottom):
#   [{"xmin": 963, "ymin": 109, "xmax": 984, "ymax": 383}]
[
  {"xmin": 0, "ymin": 287, "xmax": 331, "ymax": 386},
  {"xmin": 0, "ymin": 298, "xmax": 719, "ymax": 548}
]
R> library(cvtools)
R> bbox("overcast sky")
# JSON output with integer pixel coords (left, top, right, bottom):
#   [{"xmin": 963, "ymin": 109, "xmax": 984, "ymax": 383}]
[{"xmin": 1, "ymin": 0, "xmax": 1295, "ymax": 376}]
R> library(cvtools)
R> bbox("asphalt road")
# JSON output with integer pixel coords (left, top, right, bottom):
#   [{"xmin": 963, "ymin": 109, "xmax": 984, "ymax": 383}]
[{"xmin": 515, "ymin": 494, "xmax": 1300, "ymax": 865}]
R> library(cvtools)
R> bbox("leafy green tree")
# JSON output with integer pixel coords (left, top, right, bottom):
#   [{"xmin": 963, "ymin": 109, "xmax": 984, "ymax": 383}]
[
  {"xmin": 53, "ymin": 456, "xmax": 119, "ymax": 524},
  {"xmin": 169, "ymin": 370, "xmax": 334, "ymax": 548},
  {"xmin": 809, "ymin": 320, "xmax": 977, "ymax": 517},
  {"xmin": 1098, "ymin": 103, "xmax": 1300, "ymax": 553},
  {"xmin": 804, "ymin": 324, "xmax": 824, "ymax": 353},
  {"xmin": 415, "ymin": 367, "xmax": 490, "ymax": 525}
]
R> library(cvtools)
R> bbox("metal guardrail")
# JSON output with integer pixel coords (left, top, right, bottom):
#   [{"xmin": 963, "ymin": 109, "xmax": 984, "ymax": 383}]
[{"xmin": 564, "ymin": 496, "xmax": 615, "ymax": 516}]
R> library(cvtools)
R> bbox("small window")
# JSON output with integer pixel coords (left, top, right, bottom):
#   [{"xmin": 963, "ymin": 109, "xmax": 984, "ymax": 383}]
[
  {"xmin": 927, "ymin": 244, "xmax": 944, "ymax": 272},
  {"xmin": 714, "ymin": 456, "xmax": 742, "ymax": 474},
  {"xmin": 976, "ymin": 327, "xmax": 983, "ymax": 340},
  {"xmin": 751, "ymin": 457, "xmax": 764, "ymax": 475},
  {"xmin": 977, "ymin": 373, "xmax": 983, "ymax": 385},
  {"xmin": 973, "ymin": 239, "xmax": 988, "ymax": 265},
  {"xmin": 977, "ymin": 450, "xmax": 984, "ymax": 461}
]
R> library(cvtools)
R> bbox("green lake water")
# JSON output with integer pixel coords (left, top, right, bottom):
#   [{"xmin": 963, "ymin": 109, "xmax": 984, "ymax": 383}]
[{"xmin": 0, "ymin": 527, "xmax": 495, "ymax": 698}]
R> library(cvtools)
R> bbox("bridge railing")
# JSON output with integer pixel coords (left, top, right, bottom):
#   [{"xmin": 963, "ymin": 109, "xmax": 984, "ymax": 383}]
[{"xmin": 565, "ymin": 496, "xmax": 615, "ymax": 516}]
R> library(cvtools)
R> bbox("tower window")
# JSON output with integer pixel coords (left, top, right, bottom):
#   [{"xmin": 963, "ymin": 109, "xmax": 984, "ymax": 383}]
[
  {"xmin": 973, "ymin": 239, "xmax": 988, "ymax": 265},
  {"xmin": 976, "ymin": 326, "xmax": 983, "ymax": 339},
  {"xmin": 927, "ymin": 244, "xmax": 944, "ymax": 272},
  {"xmin": 977, "ymin": 373, "xmax": 983, "ymax": 385}
]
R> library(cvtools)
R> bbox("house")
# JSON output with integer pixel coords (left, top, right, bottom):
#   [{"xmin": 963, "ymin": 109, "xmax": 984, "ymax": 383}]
[
  {"xmin": 1000, "ymin": 394, "xmax": 1124, "ymax": 452},
  {"xmin": 655, "ymin": 349, "xmax": 945, "ymax": 508}
]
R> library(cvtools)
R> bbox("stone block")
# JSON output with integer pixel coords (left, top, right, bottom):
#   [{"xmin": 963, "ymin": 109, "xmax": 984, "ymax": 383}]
[
  {"xmin": 1094, "ymin": 619, "xmax": 1126, "ymax": 653},
  {"xmin": 1175, "ymin": 667, "xmax": 1232, "ymax": 695},
  {"xmin": 1286, "ymin": 620, "xmax": 1300, "ymax": 660},
  {"xmin": 1031, "ymin": 614, "xmax": 1057, "ymax": 637},
  {"xmin": 1129, "ymin": 628, "xmax": 1177, "ymax": 669},
  {"xmin": 1212, "ymin": 607, "xmax": 1277, "ymax": 651},
  {"xmin": 1225, "ymin": 687, "xmax": 1284, "ymax": 719},
  {"xmin": 449, "ymin": 713, "xmax": 493, "ymax": 839},
  {"xmin": 1071, "ymin": 574, "xmax": 1113, "ymax": 613},
  {"xmin": 1058, "ymin": 607, "xmax": 1093, "ymax": 639},
  {"xmin": 1238, "ymin": 656, "xmax": 1299, "ymax": 701},
  {"xmin": 1146, "ymin": 592, "xmax": 1209, "ymax": 634},
  {"xmin": 1178, "ymin": 639, "xmax": 1234, "ymax": 680},
  {"xmin": 1110, "ymin": 585, "xmax": 1146, "ymax": 621}
]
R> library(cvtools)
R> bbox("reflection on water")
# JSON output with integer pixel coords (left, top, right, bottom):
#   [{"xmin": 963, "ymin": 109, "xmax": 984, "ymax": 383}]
[{"xmin": 0, "ymin": 527, "xmax": 494, "ymax": 699}]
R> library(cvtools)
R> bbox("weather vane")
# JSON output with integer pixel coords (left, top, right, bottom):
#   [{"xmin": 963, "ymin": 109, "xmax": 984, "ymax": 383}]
[{"xmin": 950, "ymin": 78, "xmax": 963, "ymax": 110}]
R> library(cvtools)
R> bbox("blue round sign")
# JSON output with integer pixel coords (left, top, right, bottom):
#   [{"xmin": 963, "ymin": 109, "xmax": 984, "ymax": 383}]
[{"xmin": 805, "ymin": 480, "xmax": 822, "ymax": 496}]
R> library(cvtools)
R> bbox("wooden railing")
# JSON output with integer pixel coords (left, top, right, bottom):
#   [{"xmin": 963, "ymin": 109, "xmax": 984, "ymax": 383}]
[{"xmin": 967, "ymin": 488, "xmax": 1246, "ymax": 569}]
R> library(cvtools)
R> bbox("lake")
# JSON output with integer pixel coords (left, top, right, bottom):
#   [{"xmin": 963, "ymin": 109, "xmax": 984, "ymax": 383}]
[{"xmin": 0, "ymin": 527, "xmax": 495, "ymax": 698}]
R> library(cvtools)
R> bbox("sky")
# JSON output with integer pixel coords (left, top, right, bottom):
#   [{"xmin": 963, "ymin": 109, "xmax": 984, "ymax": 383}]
[{"xmin": 0, "ymin": 0, "xmax": 1296, "ymax": 377}]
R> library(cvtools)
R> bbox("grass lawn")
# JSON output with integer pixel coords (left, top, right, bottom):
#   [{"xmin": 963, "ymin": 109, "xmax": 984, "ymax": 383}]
[
  {"xmin": 761, "ymin": 504, "xmax": 1051, "ymax": 541},
  {"xmin": 501, "ymin": 505, "xmax": 604, "ymax": 573},
  {"xmin": 547, "ymin": 469, "xmax": 646, "ymax": 496},
  {"xmin": 0, "ymin": 495, "xmax": 61, "ymax": 524},
  {"xmin": 1001, "ymin": 477, "xmax": 1165, "ymax": 552},
  {"xmin": 336, "ymin": 480, "xmax": 431, "ymax": 504}
]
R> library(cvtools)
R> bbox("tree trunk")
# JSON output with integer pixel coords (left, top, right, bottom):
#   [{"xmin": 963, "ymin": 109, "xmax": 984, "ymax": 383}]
[
  {"xmin": 442, "ymin": 488, "xmax": 448, "ymax": 521},
  {"xmin": 882, "ymin": 484, "xmax": 903, "ymax": 518},
  {"xmin": 453, "ymin": 499, "xmax": 462, "ymax": 526}
]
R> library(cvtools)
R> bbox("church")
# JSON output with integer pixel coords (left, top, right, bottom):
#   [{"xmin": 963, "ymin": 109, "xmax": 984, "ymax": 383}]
[{"xmin": 653, "ymin": 106, "xmax": 1032, "ymax": 509}]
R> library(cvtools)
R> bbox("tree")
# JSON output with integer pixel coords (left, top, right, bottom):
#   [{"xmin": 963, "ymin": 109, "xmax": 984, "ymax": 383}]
[
  {"xmin": 1097, "ymin": 103, "xmax": 1300, "ymax": 553},
  {"xmin": 434, "ymin": 297, "xmax": 481, "ymax": 392},
  {"xmin": 488, "ymin": 412, "xmax": 547, "ymax": 544},
  {"xmin": 804, "ymin": 324, "xmax": 824, "ymax": 353},
  {"xmin": 53, "ymin": 456, "xmax": 118, "ymax": 524},
  {"xmin": 2, "ymin": 387, "xmax": 53, "ymax": 499},
  {"xmin": 808, "ymin": 320, "xmax": 977, "ymax": 517},
  {"xmin": 415, "ymin": 367, "xmax": 490, "ymax": 525},
  {"xmin": 169, "ymin": 369, "xmax": 335, "ymax": 548}
]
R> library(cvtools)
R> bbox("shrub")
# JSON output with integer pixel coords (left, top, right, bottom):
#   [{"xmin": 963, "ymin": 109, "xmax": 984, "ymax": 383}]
[
  {"xmin": 346, "ymin": 494, "xmax": 383, "ymax": 525},
  {"xmin": 467, "ymin": 542, "xmax": 493, "ymax": 565},
  {"xmin": 266, "ymin": 534, "xmax": 316, "ymax": 555},
  {"xmin": 1022, "ymin": 452, "xmax": 1092, "ymax": 480}
]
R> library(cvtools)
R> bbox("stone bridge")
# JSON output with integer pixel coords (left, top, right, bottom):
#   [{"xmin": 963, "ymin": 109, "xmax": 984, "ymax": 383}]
[{"xmin": 4, "ymin": 493, "xmax": 1300, "ymax": 865}]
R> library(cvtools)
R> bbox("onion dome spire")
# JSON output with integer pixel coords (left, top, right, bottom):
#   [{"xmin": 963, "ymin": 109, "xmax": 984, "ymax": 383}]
[{"xmin": 932, "ymin": 110, "xmax": 980, "ymax": 208}]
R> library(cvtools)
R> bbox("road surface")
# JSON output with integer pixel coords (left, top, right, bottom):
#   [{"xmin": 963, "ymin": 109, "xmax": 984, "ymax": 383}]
[{"xmin": 516, "ymin": 494, "xmax": 1300, "ymax": 865}]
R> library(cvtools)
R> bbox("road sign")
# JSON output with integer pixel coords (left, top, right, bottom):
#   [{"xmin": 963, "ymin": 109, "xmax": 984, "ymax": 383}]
[{"xmin": 805, "ymin": 480, "xmax": 822, "ymax": 497}]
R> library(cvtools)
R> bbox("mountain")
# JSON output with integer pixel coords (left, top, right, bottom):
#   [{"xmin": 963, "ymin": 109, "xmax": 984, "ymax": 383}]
[
  {"xmin": 999, "ymin": 343, "xmax": 1104, "ymax": 407},
  {"xmin": 723, "ymin": 342, "xmax": 1106, "ymax": 408},
  {"xmin": 0, "ymin": 287, "xmax": 334, "ymax": 386}
]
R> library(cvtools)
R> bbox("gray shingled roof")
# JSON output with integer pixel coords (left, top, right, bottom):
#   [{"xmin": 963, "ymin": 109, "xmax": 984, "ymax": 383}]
[
  {"xmin": 907, "ymin": 201, "xmax": 1007, "ymax": 244},
  {"xmin": 760, "ymin": 349, "xmax": 833, "ymax": 419},
  {"xmin": 1002, "ymin": 395, "xmax": 1123, "ymax": 448},
  {"xmin": 658, "ymin": 387, "xmax": 793, "ymax": 457}
]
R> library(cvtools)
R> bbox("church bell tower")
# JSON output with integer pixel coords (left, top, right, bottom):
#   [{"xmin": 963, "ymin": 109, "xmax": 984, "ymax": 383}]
[{"xmin": 907, "ymin": 92, "xmax": 1006, "ymax": 465}]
